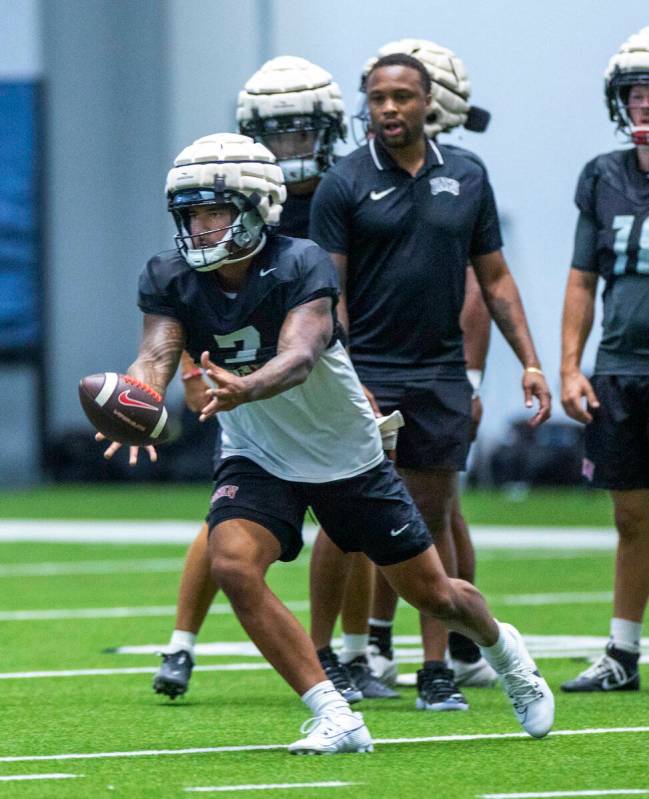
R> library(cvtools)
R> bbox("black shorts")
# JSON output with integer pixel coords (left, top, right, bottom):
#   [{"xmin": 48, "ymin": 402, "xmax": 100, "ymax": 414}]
[
  {"xmin": 207, "ymin": 456, "xmax": 433, "ymax": 565},
  {"xmin": 365, "ymin": 377, "xmax": 472, "ymax": 471},
  {"xmin": 583, "ymin": 374, "xmax": 649, "ymax": 490}
]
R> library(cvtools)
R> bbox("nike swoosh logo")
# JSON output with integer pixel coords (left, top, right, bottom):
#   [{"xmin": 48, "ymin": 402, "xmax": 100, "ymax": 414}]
[
  {"xmin": 390, "ymin": 523, "xmax": 409, "ymax": 537},
  {"xmin": 602, "ymin": 674, "xmax": 632, "ymax": 690},
  {"xmin": 370, "ymin": 187, "xmax": 396, "ymax": 201},
  {"xmin": 117, "ymin": 391, "xmax": 158, "ymax": 411},
  {"xmin": 260, "ymin": 267, "xmax": 278, "ymax": 277}
]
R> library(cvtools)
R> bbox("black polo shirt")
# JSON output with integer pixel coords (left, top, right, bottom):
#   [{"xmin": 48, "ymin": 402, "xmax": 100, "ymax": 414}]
[{"xmin": 310, "ymin": 137, "xmax": 502, "ymax": 382}]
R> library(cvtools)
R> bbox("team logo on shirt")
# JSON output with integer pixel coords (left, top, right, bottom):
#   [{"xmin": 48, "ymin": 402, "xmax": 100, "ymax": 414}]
[
  {"xmin": 211, "ymin": 485, "xmax": 239, "ymax": 503},
  {"xmin": 429, "ymin": 177, "xmax": 460, "ymax": 196},
  {"xmin": 581, "ymin": 458, "xmax": 595, "ymax": 482}
]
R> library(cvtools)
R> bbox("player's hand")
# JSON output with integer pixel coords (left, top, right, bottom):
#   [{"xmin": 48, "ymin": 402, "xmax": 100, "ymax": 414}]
[
  {"xmin": 183, "ymin": 373, "xmax": 211, "ymax": 413},
  {"xmin": 362, "ymin": 384, "xmax": 382, "ymax": 418},
  {"xmin": 561, "ymin": 370, "xmax": 599, "ymax": 424},
  {"xmin": 199, "ymin": 351, "xmax": 251, "ymax": 419},
  {"xmin": 94, "ymin": 432, "xmax": 158, "ymax": 466},
  {"xmin": 469, "ymin": 396, "xmax": 483, "ymax": 442},
  {"xmin": 522, "ymin": 369, "xmax": 552, "ymax": 427}
]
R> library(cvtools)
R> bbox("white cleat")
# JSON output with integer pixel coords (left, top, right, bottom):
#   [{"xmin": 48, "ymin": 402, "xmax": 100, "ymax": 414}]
[
  {"xmin": 288, "ymin": 710, "xmax": 374, "ymax": 755},
  {"xmin": 496, "ymin": 623, "xmax": 555, "ymax": 739},
  {"xmin": 450, "ymin": 656, "xmax": 498, "ymax": 688},
  {"xmin": 367, "ymin": 645, "xmax": 398, "ymax": 687}
]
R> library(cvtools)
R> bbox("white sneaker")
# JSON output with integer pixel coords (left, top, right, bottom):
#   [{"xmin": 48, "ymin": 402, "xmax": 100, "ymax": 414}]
[
  {"xmin": 367, "ymin": 645, "xmax": 398, "ymax": 686},
  {"xmin": 495, "ymin": 623, "xmax": 554, "ymax": 739},
  {"xmin": 450, "ymin": 656, "xmax": 498, "ymax": 687},
  {"xmin": 288, "ymin": 710, "xmax": 374, "ymax": 755}
]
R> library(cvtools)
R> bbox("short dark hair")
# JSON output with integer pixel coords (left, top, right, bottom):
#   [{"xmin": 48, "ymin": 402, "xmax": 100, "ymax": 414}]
[{"xmin": 365, "ymin": 53, "xmax": 432, "ymax": 95}]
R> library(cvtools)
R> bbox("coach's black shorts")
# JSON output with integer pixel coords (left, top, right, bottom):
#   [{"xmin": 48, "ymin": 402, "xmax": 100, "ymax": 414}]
[
  {"xmin": 583, "ymin": 374, "xmax": 649, "ymax": 490},
  {"xmin": 365, "ymin": 377, "xmax": 472, "ymax": 471},
  {"xmin": 207, "ymin": 456, "xmax": 433, "ymax": 565}
]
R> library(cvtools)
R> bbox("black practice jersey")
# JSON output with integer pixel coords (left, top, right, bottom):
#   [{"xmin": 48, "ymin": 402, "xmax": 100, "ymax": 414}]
[
  {"xmin": 309, "ymin": 137, "xmax": 502, "ymax": 382},
  {"xmin": 572, "ymin": 149, "xmax": 649, "ymax": 374},
  {"xmin": 137, "ymin": 236, "xmax": 384, "ymax": 482},
  {"xmin": 138, "ymin": 235, "xmax": 339, "ymax": 376},
  {"xmin": 276, "ymin": 191, "xmax": 312, "ymax": 239}
]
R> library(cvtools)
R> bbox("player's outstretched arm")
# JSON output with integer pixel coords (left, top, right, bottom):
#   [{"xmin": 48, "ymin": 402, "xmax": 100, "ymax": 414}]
[
  {"xmin": 129, "ymin": 313, "xmax": 186, "ymax": 395},
  {"xmin": 199, "ymin": 296, "xmax": 334, "ymax": 420},
  {"xmin": 560, "ymin": 268, "xmax": 599, "ymax": 424},
  {"xmin": 471, "ymin": 249, "xmax": 551, "ymax": 427},
  {"xmin": 98, "ymin": 313, "xmax": 185, "ymax": 464}
]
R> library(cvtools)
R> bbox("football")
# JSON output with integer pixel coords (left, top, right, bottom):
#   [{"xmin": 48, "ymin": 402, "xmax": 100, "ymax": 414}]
[{"xmin": 78, "ymin": 372, "xmax": 170, "ymax": 446}]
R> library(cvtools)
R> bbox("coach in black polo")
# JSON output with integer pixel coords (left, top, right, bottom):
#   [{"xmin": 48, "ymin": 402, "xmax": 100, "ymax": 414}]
[{"xmin": 310, "ymin": 52, "xmax": 551, "ymax": 704}]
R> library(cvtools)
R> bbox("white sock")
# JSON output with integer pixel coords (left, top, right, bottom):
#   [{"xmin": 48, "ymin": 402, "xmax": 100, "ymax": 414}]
[
  {"xmin": 609, "ymin": 618, "xmax": 642, "ymax": 654},
  {"xmin": 301, "ymin": 680, "xmax": 350, "ymax": 716},
  {"xmin": 480, "ymin": 622, "xmax": 514, "ymax": 673},
  {"xmin": 167, "ymin": 630, "xmax": 196, "ymax": 656},
  {"xmin": 340, "ymin": 633, "xmax": 369, "ymax": 664}
]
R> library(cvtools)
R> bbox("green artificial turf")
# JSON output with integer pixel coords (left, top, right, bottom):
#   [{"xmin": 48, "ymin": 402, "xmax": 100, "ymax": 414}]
[
  {"xmin": 0, "ymin": 526, "xmax": 646, "ymax": 798},
  {"xmin": 0, "ymin": 484, "xmax": 614, "ymax": 527}
]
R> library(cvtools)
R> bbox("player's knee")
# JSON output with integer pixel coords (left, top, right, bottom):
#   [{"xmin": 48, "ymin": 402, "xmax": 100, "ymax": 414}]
[
  {"xmin": 419, "ymin": 585, "xmax": 457, "ymax": 621},
  {"xmin": 615, "ymin": 503, "xmax": 649, "ymax": 540},
  {"xmin": 210, "ymin": 554, "xmax": 261, "ymax": 600}
]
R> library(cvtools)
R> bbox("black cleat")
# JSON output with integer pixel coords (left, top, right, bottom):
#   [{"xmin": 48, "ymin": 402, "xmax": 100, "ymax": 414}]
[
  {"xmin": 561, "ymin": 649, "xmax": 640, "ymax": 693},
  {"xmin": 415, "ymin": 666, "xmax": 469, "ymax": 711},
  {"xmin": 153, "ymin": 649, "xmax": 194, "ymax": 699},
  {"xmin": 317, "ymin": 646, "xmax": 363, "ymax": 704},
  {"xmin": 346, "ymin": 656, "xmax": 400, "ymax": 699}
]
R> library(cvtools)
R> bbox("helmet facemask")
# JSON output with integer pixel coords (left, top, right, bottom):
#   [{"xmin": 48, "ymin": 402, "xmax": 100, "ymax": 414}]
[
  {"xmin": 237, "ymin": 56, "xmax": 347, "ymax": 184},
  {"xmin": 169, "ymin": 186, "xmax": 266, "ymax": 272},
  {"xmin": 607, "ymin": 70, "xmax": 649, "ymax": 145},
  {"xmin": 240, "ymin": 107, "xmax": 343, "ymax": 184},
  {"xmin": 165, "ymin": 133, "xmax": 285, "ymax": 272}
]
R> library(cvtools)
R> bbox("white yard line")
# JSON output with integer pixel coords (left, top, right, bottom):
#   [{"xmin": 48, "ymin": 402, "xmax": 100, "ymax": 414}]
[
  {"xmin": 0, "ymin": 520, "xmax": 199, "ymax": 543},
  {"xmin": 1, "ymin": 727, "xmax": 648, "ymax": 764},
  {"xmin": 0, "ymin": 590, "xmax": 612, "ymax": 623},
  {"xmin": 479, "ymin": 791, "xmax": 649, "ymax": 798},
  {"xmin": 0, "ymin": 559, "xmax": 184, "ymax": 577},
  {"xmin": 185, "ymin": 782, "xmax": 356, "ymax": 793},
  {"xmin": 496, "ymin": 592, "xmax": 613, "ymax": 606},
  {"xmin": 0, "ymin": 773, "xmax": 81, "ymax": 782},
  {"xmin": 0, "ymin": 663, "xmax": 273, "ymax": 680},
  {"xmin": 0, "ymin": 601, "xmax": 309, "ymax": 622},
  {"xmin": 0, "ymin": 520, "xmax": 617, "ymax": 549}
]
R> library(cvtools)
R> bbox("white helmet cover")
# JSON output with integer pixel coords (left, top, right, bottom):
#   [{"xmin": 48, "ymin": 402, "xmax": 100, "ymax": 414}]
[
  {"xmin": 166, "ymin": 133, "xmax": 286, "ymax": 272},
  {"xmin": 358, "ymin": 38, "xmax": 476, "ymax": 139},
  {"xmin": 237, "ymin": 56, "xmax": 346, "ymax": 183},
  {"xmin": 605, "ymin": 27, "xmax": 649, "ymax": 145}
]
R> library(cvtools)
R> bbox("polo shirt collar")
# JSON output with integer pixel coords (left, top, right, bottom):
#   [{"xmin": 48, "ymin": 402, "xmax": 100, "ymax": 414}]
[{"xmin": 369, "ymin": 136, "xmax": 444, "ymax": 172}]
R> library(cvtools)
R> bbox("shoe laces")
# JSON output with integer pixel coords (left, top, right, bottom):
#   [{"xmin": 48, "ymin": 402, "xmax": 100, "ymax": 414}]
[
  {"xmin": 577, "ymin": 653, "xmax": 627, "ymax": 683},
  {"xmin": 418, "ymin": 668, "xmax": 461, "ymax": 700},
  {"xmin": 299, "ymin": 711, "xmax": 353, "ymax": 738},
  {"xmin": 321, "ymin": 657, "xmax": 355, "ymax": 692},
  {"xmin": 502, "ymin": 665, "xmax": 542, "ymax": 711}
]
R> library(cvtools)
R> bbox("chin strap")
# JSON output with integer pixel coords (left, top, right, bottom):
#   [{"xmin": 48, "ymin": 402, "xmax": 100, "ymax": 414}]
[
  {"xmin": 631, "ymin": 126, "xmax": 649, "ymax": 146},
  {"xmin": 220, "ymin": 232, "xmax": 267, "ymax": 266}
]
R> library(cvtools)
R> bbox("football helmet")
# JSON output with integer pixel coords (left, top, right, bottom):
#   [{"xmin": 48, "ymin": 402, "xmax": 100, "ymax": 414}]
[
  {"xmin": 605, "ymin": 27, "xmax": 649, "ymax": 145},
  {"xmin": 353, "ymin": 38, "xmax": 490, "ymax": 143},
  {"xmin": 237, "ymin": 56, "xmax": 346, "ymax": 183},
  {"xmin": 166, "ymin": 133, "xmax": 286, "ymax": 272}
]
